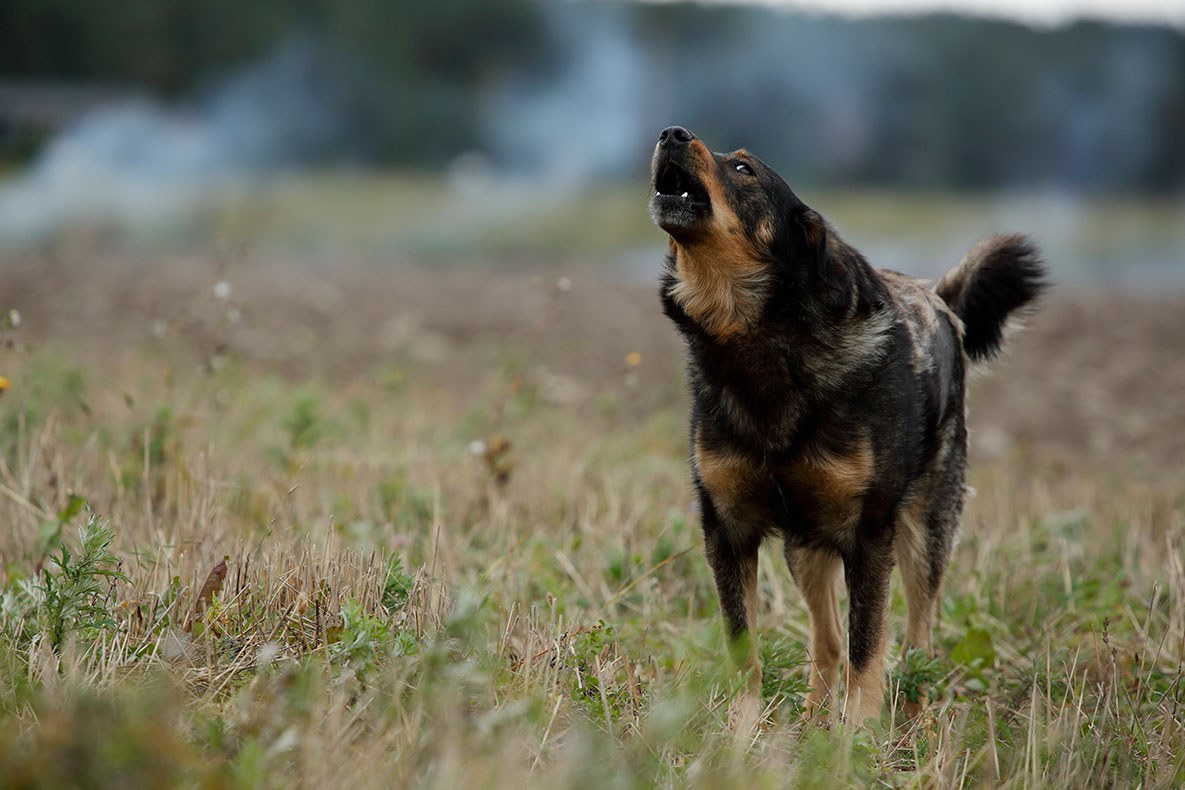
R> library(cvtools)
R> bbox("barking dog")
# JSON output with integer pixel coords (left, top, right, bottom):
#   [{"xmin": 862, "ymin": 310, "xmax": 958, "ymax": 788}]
[{"xmin": 649, "ymin": 126, "xmax": 1046, "ymax": 725}]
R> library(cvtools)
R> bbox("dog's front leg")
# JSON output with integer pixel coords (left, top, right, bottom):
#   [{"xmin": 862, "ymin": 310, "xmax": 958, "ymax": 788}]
[
  {"xmin": 842, "ymin": 541, "xmax": 892, "ymax": 726},
  {"xmin": 785, "ymin": 546, "xmax": 843, "ymax": 720},
  {"xmin": 701, "ymin": 495, "xmax": 762, "ymax": 723}
]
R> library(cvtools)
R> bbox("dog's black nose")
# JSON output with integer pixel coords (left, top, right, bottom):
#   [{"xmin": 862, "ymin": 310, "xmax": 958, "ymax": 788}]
[{"xmin": 658, "ymin": 126, "xmax": 695, "ymax": 147}]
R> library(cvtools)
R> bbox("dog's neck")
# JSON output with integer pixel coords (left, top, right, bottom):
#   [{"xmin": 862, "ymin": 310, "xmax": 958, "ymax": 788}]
[{"xmin": 666, "ymin": 237, "xmax": 771, "ymax": 340}]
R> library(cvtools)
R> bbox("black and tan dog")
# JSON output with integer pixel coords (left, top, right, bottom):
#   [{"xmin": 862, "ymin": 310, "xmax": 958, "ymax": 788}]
[{"xmin": 649, "ymin": 126, "xmax": 1045, "ymax": 725}]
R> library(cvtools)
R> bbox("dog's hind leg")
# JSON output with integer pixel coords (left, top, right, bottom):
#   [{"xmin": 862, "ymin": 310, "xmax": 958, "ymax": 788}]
[
  {"xmin": 894, "ymin": 499, "xmax": 940, "ymax": 719},
  {"xmin": 896, "ymin": 465, "xmax": 964, "ymax": 718},
  {"xmin": 785, "ymin": 545, "xmax": 843, "ymax": 720},
  {"xmin": 701, "ymin": 498, "xmax": 763, "ymax": 723}
]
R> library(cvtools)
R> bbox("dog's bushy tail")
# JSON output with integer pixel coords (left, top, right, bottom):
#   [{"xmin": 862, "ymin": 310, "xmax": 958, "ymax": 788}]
[{"xmin": 935, "ymin": 233, "xmax": 1047, "ymax": 363}]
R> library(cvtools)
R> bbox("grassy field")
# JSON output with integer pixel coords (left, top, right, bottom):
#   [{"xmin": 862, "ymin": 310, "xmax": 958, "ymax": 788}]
[{"xmin": 1, "ymin": 250, "xmax": 1183, "ymax": 788}]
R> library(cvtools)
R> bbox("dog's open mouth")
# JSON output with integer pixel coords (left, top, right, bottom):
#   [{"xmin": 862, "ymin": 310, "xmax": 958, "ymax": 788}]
[
  {"xmin": 653, "ymin": 161, "xmax": 708, "ymax": 206},
  {"xmin": 650, "ymin": 159, "xmax": 710, "ymax": 234}
]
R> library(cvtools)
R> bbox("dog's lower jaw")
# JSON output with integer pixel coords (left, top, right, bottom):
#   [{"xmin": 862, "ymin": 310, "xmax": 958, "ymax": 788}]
[{"xmin": 649, "ymin": 196, "xmax": 709, "ymax": 238}]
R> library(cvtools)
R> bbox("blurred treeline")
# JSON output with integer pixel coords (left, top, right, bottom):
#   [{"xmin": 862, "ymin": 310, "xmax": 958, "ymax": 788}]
[
  {"xmin": 0, "ymin": 0, "xmax": 544, "ymax": 163},
  {"xmin": 2, "ymin": 0, "xmax": 1184, "ymax": 192}
]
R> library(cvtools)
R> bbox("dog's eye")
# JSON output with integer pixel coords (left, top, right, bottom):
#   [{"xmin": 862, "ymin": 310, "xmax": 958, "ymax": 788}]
[{"xmin": 735, "ymin": 163, "xmax": 754, "ymax": 175}]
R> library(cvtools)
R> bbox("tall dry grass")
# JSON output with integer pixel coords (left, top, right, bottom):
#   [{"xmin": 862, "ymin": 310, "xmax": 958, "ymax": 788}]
[{"xmin": 1, "ymin": 254, "xmax": 1182, "ymax": 788}]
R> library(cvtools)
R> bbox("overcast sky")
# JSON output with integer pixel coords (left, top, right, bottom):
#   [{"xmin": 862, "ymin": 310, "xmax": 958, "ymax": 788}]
[{"xmin": 649, "ymin": 0, "xmax": 1185, "ymax": 28}]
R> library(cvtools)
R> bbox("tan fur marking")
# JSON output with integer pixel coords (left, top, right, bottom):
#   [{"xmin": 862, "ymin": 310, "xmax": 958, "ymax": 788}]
[
  {"xmin": 670, "ymin": 140, "xmax": 770, "ymax": 339},
  {"xmin": 895, "ymin": 497, "xmax": 937, "ymax": 719},
  {"xmin": 694, "ymin": 437, "xmax": 757, "ymax": 514},
  {"xmin": 740, "ymin": 554, "xmax": 762, "ymax": 698},
  {"xmin": 787, "ymin": 547, "xmax": 843, "ymax": 719},
  {"xmin": 754, "ymin": 217, "xmax": 776, "ymax": 247},
  {"xmin": 845, "ymin": 625, "xmax": 888, "ymax": 725},
  {"xmin": 895, "ymin": 498, "xmax": 935, "ymax": 655},
  {"xmin": 806, "ymin": 441, "xmax": 874, "ymax": 503},
  {"xmin": 780, "ymin": 437, "xmax": 875, "ymax": 537}
]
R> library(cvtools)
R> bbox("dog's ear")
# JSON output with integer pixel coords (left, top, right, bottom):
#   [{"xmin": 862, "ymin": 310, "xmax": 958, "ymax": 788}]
[{"xmin": 795, "ymin": 208, "xmax": 846, "ymax": 291}]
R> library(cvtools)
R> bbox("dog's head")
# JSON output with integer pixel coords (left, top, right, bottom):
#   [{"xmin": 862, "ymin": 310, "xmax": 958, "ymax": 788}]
[{"xmin": 649, "ymin": 126, "xmax": 842, "ymax": 303}]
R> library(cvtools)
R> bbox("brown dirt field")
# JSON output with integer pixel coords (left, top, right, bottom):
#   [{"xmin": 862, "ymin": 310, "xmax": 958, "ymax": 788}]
[{"xmin": 5, "ymin": 250, "xmax": 1184, "ymax": 484}]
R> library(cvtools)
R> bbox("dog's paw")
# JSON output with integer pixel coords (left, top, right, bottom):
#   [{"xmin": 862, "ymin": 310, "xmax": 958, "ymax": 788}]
[
  {"xmin": 901, "ymin": 692, "xmax": 930, "ymax": 725},
  {"xmin": 802, "ymin": 693, "xmax": 835, "ymax": 726},
  {"xmin": 727, "ymin": 691, "xmax": 767, "ymax": 737}
]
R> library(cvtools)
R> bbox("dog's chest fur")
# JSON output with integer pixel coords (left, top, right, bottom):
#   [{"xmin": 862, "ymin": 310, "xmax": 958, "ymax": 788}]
[
  {"xmin": 683, "ymin": 328, "xmax": 890, "ymax": 548},
  {"xmin": 676, "ymin": 300, "xmax": 894, "ymax": 451},
  {"xmin": 693, "ymin": 433, "xmax": 875, "ymax": 545}
]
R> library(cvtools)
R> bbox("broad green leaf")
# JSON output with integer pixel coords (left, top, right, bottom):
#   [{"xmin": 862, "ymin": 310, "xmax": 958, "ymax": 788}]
[{"xmin": 950, "ymin": 627, "xmax": 996, "ymax": 668}]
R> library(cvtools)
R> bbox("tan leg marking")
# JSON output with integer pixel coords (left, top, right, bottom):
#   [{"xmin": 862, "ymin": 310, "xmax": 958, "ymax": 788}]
[
  {"xmin": 895, "ymin": 500, "xmax": 938, "ymax": 719},
  {"xmin": 739, "ymin": 549, "xmax": 762, "ymax": 698},
  {"xmin": 786, "ymin": 547, "xmax": 843, "ymax": 720},
  {"xmin": 844, "ymin": 606, "xmax": 888, "ymax": 726}
]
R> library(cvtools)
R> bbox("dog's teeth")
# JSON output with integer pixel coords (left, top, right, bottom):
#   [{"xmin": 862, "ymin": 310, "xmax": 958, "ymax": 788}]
[
  {"xmin": 681, "ymin": 192, "xmax": 689, "ymax": 199},
  {"xmin": 655, "ymin": 191, "xmax": 660, "ymax": 197}
]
